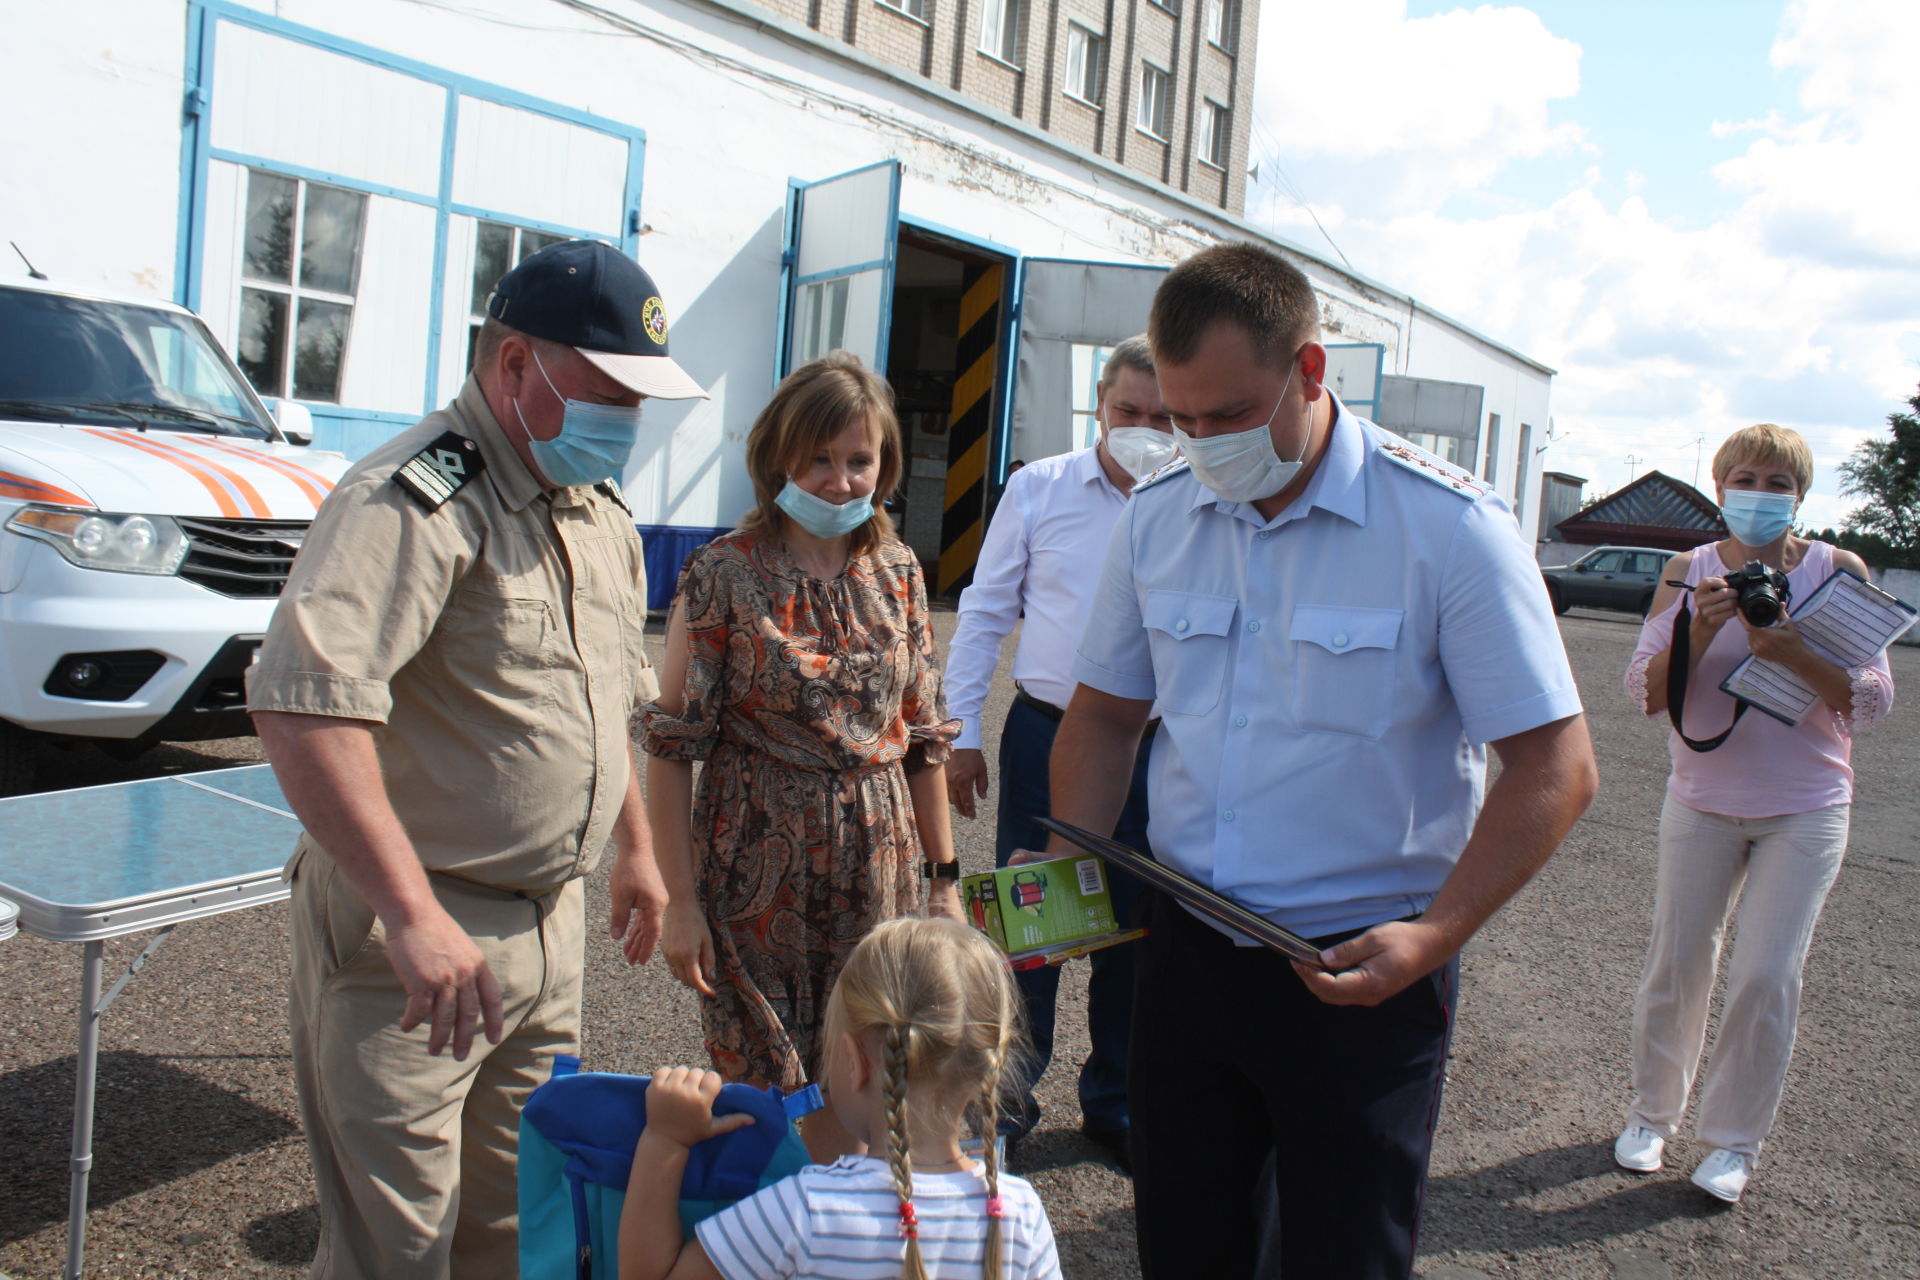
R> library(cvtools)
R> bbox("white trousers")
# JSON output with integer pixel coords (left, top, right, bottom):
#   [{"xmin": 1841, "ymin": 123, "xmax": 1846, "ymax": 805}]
[{"xmin": 1625, "ymin": 795, "xmax": 1849, "ymax": 1159}]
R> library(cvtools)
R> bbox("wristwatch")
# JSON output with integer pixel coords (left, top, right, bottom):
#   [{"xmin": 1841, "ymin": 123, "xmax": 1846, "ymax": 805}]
[{"xmin": 920, "ymin": 861, "xmax": 960, "ymax": 880}]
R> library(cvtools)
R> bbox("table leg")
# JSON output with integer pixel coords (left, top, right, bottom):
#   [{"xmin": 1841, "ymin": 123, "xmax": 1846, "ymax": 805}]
[{"xmin": 66, "ymin": 938, "xmax": 103, "ymax": 1280}]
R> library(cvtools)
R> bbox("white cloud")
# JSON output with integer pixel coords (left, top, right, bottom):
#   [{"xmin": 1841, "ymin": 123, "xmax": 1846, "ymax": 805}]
[
  {"xmin": 1246, "ymin": 0, "xmax": 1920, "ymax": 541},
  {"xmin": 1249, "ymin": 1, "xmax": 1587, "ymax": 211}
]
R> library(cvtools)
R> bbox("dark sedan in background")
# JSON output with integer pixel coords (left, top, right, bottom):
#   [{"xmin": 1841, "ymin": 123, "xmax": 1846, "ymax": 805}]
[{"xmin": 1541, "ymin": 545, "xmax": 1677, "ymax": 616}]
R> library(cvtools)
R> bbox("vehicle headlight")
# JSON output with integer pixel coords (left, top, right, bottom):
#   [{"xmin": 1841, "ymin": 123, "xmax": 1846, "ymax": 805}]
[{"xmin": 5, "ymin": 506, "xmax": 189, "ymax": 575}]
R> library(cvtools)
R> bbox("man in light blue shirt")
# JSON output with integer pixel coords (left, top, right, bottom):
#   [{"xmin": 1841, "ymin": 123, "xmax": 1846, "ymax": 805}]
[{"xmin": 1048, "ymin": 243, "xmax": 1598, "ymax": 1280}]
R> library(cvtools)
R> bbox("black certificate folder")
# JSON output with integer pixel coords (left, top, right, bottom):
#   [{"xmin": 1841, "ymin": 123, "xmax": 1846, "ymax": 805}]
[{"xmin": 1034, "ymin": 816, "xmax": 1327, "ymax": 968}]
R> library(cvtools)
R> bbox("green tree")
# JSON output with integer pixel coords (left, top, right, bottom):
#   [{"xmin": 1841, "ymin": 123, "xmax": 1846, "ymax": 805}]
[{"xmin": 1838, "ymin": 385, "xmax": 1920, "ymax": 569}]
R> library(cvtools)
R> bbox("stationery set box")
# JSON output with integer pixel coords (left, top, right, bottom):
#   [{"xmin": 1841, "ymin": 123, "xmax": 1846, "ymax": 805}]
[{"xmin": 961, "ymin": 855, "xmax": 1144, "ymax": 971}]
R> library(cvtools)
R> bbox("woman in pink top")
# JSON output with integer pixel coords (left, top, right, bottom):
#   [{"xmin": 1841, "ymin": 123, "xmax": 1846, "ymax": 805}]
[{"xmin": 1611, "ymin": 425, "xmax": 1895, "ymax": 1205}]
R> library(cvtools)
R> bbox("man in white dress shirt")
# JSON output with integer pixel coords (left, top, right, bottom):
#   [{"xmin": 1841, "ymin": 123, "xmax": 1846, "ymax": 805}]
[
  {"xmin": 945, "ymin": 337, "xmax": 1172, "ymax": 1167},
  {"xmin": 1051, "ymin": 245, "xmax": 1599, "ymax": 1278}
]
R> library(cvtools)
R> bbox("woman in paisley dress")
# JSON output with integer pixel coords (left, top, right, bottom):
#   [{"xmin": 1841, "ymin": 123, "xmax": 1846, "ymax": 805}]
[{"xmin": 641, "ymin": 351, "xmax": 960, "ymax": 1144}]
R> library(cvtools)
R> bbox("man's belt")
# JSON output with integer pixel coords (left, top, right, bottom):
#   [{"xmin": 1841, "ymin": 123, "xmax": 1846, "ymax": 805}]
[{"xmin": 1015, "ymin": 683, "xmax": 1159, "ymax": 736}]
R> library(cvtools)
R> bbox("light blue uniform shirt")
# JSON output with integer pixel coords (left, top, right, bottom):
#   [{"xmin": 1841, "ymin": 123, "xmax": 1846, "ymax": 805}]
[{"xmin": 1072, "ymin": 400, "xmax": 1582, "ymax": 939}]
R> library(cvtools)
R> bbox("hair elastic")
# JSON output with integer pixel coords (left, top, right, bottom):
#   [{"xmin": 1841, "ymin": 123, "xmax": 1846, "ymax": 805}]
[
  {"xmin": 985, "ymin": 1195, "xmax": 1006, "ymax": 1220},
  {"xmin": 898, "ymin": 1200, "xmax": 919, "ymax": 1239}
]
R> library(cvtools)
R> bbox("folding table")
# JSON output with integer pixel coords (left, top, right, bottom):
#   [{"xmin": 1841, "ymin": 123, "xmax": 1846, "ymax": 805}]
[{"xmin": 0, "ymin": 765, "xmax": 301, "ymax": 1279}]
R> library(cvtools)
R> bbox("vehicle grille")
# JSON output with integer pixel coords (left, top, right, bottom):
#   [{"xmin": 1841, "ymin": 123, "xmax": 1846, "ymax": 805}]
[{"xmin": 178, "ymin": 518, "xmax": 310, "ymax": 599}]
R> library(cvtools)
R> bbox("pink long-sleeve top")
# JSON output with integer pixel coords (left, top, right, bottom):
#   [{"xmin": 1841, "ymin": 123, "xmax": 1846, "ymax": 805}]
[{"xmin": 1624, "ymin": 540, "xmax": 1895, "ymax": 818}]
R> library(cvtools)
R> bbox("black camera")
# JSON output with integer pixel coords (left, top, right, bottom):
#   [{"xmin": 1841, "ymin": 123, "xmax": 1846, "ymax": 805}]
[{"xmin": 1723, "ymin": 560, "xmax": 1790, "ymax": 626}]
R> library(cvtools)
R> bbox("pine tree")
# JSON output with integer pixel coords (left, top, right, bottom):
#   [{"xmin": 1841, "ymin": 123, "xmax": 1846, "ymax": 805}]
[{"xmin": 1839, "ymin": 386, "xmax": 1920, "ymax": 569}]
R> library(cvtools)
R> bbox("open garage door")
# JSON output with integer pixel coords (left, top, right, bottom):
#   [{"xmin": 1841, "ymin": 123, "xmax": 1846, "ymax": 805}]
[
  {"xmin": 1006, "ymin": 258, "xmax": 1168, "ymax": 474},
  {"xmin": 778, "ymin": 160, "xmax": 900, "ymax": 377}
]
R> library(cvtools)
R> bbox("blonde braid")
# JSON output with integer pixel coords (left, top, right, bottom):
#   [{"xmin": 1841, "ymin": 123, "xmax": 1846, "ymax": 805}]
[
  {"xmin": 882, "ymin": 1024, "xmax": 929, "ymax": 1280},
  {"xmin": 979, "ymin": 1047, "xmax": 1007, "ymax": 1280}
]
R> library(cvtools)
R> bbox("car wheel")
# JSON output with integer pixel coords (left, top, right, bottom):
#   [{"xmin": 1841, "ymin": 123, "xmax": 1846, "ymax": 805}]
[
  {"xmin": 1549, "ymin": 583, "xmax": 1569, "ymax": 615},
  {"xmin": 1638, "ymin": 589, "xmax": 1656, "ymax": 616},
  {"xmin": 0, "ymin": 720, "xmax": 40, "ymax": 796}
]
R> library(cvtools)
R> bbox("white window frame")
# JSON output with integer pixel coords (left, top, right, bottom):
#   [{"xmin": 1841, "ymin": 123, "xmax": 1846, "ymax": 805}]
[
  {"xmin": 1065, "ymin": 23, "xmax": 1106, "ymax": 106},
  {"xmin": 1205, "ymin": 0, "xmax": 1237, "ymax": 49},
  {"xmin": 1137, "ymin": 61, "xmax": 1171, "ymax": 139},
  {"xmin": 977, "ymin": 0, "xmax": 1022, "ymax": 65},
  {"xmin": 879, "ymin": 0, "xmax": 930, "ymax": 22},
  {"xmin": 1201, "ymin": 98, "xmax": 1230, "ymax": 168},
  {"xmin": 237, "ymin": 169, "xmax": 364, "ymax": 404}
]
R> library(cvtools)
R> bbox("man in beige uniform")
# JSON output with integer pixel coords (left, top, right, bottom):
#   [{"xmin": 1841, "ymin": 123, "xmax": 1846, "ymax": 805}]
[{"xmin": 248, "ymin": 240, "xmax": 708, "ymax": 1280}]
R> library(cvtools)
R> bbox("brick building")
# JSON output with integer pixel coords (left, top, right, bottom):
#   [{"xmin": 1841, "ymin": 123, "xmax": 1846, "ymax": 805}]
[{"xmin": 755, "ymin": 0, "xmax": 1254, "ymax": 212}]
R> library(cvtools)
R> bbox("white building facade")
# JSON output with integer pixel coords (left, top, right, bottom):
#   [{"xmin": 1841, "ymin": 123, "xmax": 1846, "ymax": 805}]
[{"xmin": 4, "ymin": 0, "xmax": 1557, "ymax": 601}]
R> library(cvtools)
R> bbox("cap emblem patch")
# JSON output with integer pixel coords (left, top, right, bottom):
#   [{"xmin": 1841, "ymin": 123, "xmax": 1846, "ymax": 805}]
[{"xmin": 642, "ymin": 297, "xmax": 668, "ymax": 346}]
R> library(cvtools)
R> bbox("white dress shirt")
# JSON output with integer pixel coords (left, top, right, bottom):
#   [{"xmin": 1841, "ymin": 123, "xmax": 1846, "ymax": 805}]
[
  {"xmin": 946, "ymin": 446, "xmax": 1128, "ymax": 750},
  {"xmin": 1073, "ymin": 400, "xmax": 1583, "ymax": 938}
]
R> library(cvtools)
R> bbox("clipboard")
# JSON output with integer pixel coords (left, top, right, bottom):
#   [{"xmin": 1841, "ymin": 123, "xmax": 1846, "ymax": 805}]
[{"xmin": 1034, "ymin": 816, "xmax": 1328, "ymax": 968}]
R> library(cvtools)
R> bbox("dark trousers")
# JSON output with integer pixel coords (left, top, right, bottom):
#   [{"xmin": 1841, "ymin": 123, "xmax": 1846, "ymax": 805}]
[
  {"xmin": 995, "ymin": 692, "xmax": 1152, "ymax": 1134},
  {"xmin": 1131, "ymin": 893, "xmax": 1458, "ymax": 1280}
]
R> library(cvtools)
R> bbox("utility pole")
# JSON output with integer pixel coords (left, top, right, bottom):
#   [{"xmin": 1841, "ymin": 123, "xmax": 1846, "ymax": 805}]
[{"xmin": 1625, "ymin": 453, "xmax": 1644, "ymax": 490}]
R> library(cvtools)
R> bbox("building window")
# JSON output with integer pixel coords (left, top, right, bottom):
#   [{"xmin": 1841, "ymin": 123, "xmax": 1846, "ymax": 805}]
[
  {"xmin": 236, "ymin": 170, "xmax": 366, "ymax": 403},
  {"xmin": 467, "ymin": 221, "xmax": 568, "ymax": 371},
  {"xmin": 1069, "ymin": 342, "xmax": 1117, "ymax": 449},
  {"xmin": 1065, "ymin": 24, "xmax": 1106, "ymax": 105},
  {"xmin": 1137, "ymin": 62, "xmax": 1171, "ymax": 139},
  {"xmin": 1482, "ymin": 412, "xmax": 1502, "ymax": 482},
  {"xmin": 1201, "ymin": 99, "xmax": 1231, "ymax": 167},
  {"xmin": 1205, "ymin": 0, "xmax": 1237, "ymax": 48},
  {"xmin": 793, "ymin": 277, "xmax": 851, "ymax": 369},
  {"xmin": 880, "ymin": 0, "xmax": 929, "ymax": 21},
  {"xmin": 978, "ymin": 0, "xmax": 1023, "ymax": 64},
  {"xmin": 1148, "ymin": 0, "xmax": 1181, "ymax": 14}
]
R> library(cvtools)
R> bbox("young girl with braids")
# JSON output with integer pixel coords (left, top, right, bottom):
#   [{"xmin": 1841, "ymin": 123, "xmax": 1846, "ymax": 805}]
[{"xmin": 619, "ymin": 917, "xmax": 1062, "ymax": 1280}]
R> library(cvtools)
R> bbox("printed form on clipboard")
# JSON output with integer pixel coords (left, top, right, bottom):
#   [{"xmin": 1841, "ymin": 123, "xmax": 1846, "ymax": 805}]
[{"xmin": 1720, "ymin": 569, "xmax": 1916, "ymax": 725}]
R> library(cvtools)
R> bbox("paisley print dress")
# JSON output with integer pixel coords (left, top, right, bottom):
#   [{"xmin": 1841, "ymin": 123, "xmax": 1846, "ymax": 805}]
[{"xmin": 639, "ymin": 530, "xmax": 958, "ymax": 1088}]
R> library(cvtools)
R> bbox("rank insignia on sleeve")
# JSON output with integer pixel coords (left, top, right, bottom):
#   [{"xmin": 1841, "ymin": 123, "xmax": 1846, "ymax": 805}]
[
  {"xmin": 393, "ymin": 432, "xmax": 486, "ymax": 511},
  {"xmin": 1131, "ymin": 457, "xmax": 1192, "ymax": 493},
  {"xmin": 1377, "ymin": 439, "xmax": 1490, "ymax": 499}
]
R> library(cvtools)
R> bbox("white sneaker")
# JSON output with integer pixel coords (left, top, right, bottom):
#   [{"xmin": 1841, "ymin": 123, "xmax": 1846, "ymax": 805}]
[
  {"xmin": 1613, "ymin": 1124, "xmax": 1665, "ymax": 1172},
  {"xmin": 1691, "ymin": 1148, "xmax": 1754, "ymax": 1203}
]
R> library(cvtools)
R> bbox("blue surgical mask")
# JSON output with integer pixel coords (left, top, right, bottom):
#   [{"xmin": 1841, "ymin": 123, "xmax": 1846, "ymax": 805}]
[
  {"xmin": 513, "ymin": 349, "xmax": 645, "ymax": 488},
  {"xmin": 1172, "ymin": 363, "xmax": 1304, "ymax": 503},
  {"xmin": 1720, "ymin": 489, "xmax": 1796, "ymax": 547},
  {"xmin": 775, "ymin": 478, "xmax": 874, "ymax": 538}
]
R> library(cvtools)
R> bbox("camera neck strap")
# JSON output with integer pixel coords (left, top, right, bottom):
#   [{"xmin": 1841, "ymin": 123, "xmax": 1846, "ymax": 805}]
[{"xmin": 1666, "ymin": 591, "xmax": 1746, "ymax": 753}]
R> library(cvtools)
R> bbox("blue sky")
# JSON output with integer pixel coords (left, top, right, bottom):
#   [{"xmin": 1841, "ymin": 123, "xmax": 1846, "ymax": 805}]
[{"xmin": 1243, "ymin": 0, "xmax": 1920, "ymax": 533}]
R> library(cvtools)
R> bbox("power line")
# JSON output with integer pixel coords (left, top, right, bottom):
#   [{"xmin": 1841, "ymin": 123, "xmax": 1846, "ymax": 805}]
[{"xmin": 1247, "ymin": 116, "xmax": 1356, "ymax": 276}]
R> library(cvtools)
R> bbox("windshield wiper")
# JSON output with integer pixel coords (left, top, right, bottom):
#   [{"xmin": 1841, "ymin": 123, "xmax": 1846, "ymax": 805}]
[
  {"xmin": 87, "ymin": 401, "xmax": 270, "ymax": 438},
  {"xmin": 0, "ymin": 398, "xmax": 144, "ymax": 426}
]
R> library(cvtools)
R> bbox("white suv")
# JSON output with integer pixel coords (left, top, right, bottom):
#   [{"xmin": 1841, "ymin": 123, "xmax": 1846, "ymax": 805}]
[{"xmin": 0, "ymin": 276, "xmax": 351, "ymax": 792}]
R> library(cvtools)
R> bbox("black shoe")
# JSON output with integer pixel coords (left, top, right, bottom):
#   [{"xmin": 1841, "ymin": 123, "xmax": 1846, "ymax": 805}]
[{"xmin": 1080, "ymin": 1120, "xmax": 1133, "ymax": 1174}]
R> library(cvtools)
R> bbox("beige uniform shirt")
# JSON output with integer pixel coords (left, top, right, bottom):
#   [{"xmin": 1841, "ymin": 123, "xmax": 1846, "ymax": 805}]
[{"xmin": 248, "ymin": 377, "xmax": 660, "ymax": 892}]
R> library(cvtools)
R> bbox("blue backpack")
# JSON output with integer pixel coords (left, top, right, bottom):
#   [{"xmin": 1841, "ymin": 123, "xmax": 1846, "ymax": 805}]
[{"xmin": 519, "ymin": 1059, "xmax": 822, "ymax": 1280}]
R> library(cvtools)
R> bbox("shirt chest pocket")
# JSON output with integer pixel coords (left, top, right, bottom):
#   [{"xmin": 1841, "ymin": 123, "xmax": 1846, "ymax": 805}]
[
  {"xmin": 1144, "ymin": 589, "xmax": 1237, "ymax": 716},
  {"xmin": 427, "ymin": 587, "xmax": 560, "ymax": 735},
  {"xmin": 1288, "ymin": 604, "xmax": 1403, "ymax": 739}
]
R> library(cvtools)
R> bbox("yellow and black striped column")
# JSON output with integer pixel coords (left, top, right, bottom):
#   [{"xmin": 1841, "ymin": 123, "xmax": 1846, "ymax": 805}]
[{"xmin": 937, "ymin": 262, "xmax": 1003, "ymax": 594}]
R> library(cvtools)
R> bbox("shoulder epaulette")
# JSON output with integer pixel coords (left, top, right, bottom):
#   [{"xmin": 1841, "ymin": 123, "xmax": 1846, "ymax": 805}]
[
  {"xmin": 1376, "ymin": 439, "xmax": 1489, "ymax": 499},
  {"xmin": 594, "ymin": 478, "xmax": 632, "ymax": 515},
  {"xmin": 393, "ymin": 431, "xmax": 486, "ymax": 511},
  {"xmin": 1131, "ymin": 457, "xmax": 1192, "ymax": 494}
]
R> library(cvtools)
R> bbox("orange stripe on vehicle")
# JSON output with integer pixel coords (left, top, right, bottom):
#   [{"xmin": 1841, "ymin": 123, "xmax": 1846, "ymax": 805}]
[
  {"xmin": 81, "ymin": 428, "xmax": 243, "ymax": 518},
  {"xmin": 133, "ymin": 435, "xmax": 273, "ymax": 518},
  {"xmin": 0, "ymin": 471, "xmax": 91, "ymax": 507},
  {"xmin": 186, "ymin": 437, "xmax": 334, "ymax": 510}
]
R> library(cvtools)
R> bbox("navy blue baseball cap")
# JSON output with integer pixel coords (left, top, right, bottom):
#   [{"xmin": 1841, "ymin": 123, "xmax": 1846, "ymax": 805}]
[{"xmin": 486, "ymin": 239, "xmax": 708, "ymax": 400}]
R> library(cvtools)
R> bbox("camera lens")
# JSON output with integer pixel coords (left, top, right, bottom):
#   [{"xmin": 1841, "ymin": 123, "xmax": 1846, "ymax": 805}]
[{"xmin": 1742, "ymin": 595, "xmax": 1782, "ymax": 626}]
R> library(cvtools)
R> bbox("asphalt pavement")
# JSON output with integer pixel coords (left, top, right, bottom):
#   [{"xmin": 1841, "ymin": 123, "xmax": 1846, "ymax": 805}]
[{"xmin": 0, "ymin": 606, "xmax": 1914, "ymax": 1278}]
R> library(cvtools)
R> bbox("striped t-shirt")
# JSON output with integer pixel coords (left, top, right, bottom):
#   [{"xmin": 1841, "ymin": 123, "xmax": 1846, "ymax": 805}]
[{"xmin": 694, "ymin": 1155, "xmax": 1061, "ymax": 1280}]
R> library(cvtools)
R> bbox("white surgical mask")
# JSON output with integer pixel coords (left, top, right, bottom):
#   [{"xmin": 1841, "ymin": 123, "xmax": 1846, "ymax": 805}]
[
  {"xmin": 513, "ymin": 349, "xmax": 645, "ymax": 487},
  {"xmin": 1104, "ymin": 425, "xmax": 1180, "ymax": 481},
  {"xmin": 1173, "ymin": 364, "xmax": 1304, "ymax": 503}
]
